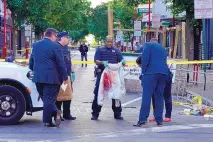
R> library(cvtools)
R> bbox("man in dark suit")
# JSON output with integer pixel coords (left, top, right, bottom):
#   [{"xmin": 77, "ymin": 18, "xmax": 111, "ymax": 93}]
[
  {"xmin": 79, "ymin": 40, "xmax": 88, "ymax": 67},
  {"xmin": 134, "ymin": 38, "xmax": 169, "ymax": 127},
  {"xmin": 29, "ymin": 28, "xmax": 68, "ymax": 127}
]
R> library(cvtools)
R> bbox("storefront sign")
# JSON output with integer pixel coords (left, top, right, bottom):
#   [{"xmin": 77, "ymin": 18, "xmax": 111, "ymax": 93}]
[{"xmin": 194, "ymin": 0, "xmax": 213, "ymax": 19}]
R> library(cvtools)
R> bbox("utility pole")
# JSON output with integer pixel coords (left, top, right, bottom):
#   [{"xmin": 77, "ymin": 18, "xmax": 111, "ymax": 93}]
[
  {"xmin": 2, "ymin": 0, "xmax": 7, "ymax": 59},
  {"xmin": 148, "ymin": 0, "xmax": 151, "ymax": 41},
  {"xmin": 108, "ymin": 5, "xmax": 113, "ymax": 37}
]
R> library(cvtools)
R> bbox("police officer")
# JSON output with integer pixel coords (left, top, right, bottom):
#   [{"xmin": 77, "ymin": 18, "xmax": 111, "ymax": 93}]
[
  {"xmin": 134, "ymin": 38, "xmax": 169, "ymax": 127},
  {"xmin": 56, "ymin": 32, "xmax": 76, "ymax": 121},
  {"xmin": 91, "ymin": 35, "xmax": 126, "ymax": 120},
  {"xmin": 29, "ymin": 28, "xmax": 68, "ymax": 127}
]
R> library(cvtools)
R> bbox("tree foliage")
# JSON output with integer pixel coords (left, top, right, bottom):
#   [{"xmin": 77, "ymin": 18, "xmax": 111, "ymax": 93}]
[
  {"xmin": 165, "ymin": 0, "xmax": 199, "ymax": 60},
  {"xmin": 88, "ymin": 3, "xmax": 108, "ymax": 41},
  {"xmin": 125, "ymin": 0, "xmax": 149, "ymax": 6},
  {"xmin": 6, "ymin": 0, "xmax": 91, "ymax": 41},
  {"xmin": 7, "ymin": 0, "xmax": 50, "ymax": 28}
]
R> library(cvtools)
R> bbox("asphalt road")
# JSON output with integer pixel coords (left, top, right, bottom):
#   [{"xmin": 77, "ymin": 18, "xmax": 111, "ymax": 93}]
[{"xmin": 0, "ymin": 51, "xmax": 213, "ymax": 142}]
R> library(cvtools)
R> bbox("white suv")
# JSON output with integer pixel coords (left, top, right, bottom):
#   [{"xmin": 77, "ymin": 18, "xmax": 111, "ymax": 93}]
[{"xmin": 0, "ymin": 62, "xmax": 43, "ymax": 125}]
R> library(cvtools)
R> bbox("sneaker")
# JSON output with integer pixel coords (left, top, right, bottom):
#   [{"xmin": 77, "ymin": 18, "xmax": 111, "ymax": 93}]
[
  {"xmin": 163, "ymin": 118, "xmax": 171, "ymax": 122},
  {"xmin": 149, "ymin": 117, "xmax": 155, "ymax": 122}
]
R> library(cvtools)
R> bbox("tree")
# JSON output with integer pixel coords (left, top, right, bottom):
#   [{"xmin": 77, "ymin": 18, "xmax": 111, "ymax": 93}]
[
  {"xmin": 88, "ymin": 3, "xmax": 108, "ymax": 41},
  {"xmin": 44, "ymin": 0, "xmax": 91, "ymax": 41},
  {"xmin": 7, "ymin": 0, "xmax": 51, "ymax": 32},
  {"xmin": 165, "ymin": 0, "xmax": 200, "ymax": 60},
  {"xmin": 125, "ymin": 0, "xmax": 149, "ymax": 6},
  {"xmin": 110, "ymin": 0, "xmax": 135, "ymax": 41}
]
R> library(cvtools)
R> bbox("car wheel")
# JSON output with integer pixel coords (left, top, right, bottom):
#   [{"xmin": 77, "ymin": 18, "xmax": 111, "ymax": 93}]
[{"xmin": 0, "ymin": 85, "xmax": 26, "ymax": 125}]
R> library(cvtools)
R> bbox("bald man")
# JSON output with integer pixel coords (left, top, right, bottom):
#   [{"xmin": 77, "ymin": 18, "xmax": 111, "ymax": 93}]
[{"xmin": 91, "ymin": 36, "xmax": 126, "ymax": 120}]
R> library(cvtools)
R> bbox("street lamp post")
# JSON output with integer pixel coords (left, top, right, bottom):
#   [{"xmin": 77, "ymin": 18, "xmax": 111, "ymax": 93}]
[{"xmin": 2, "ymin": 0, "xmax": 7, "ymax": 59}]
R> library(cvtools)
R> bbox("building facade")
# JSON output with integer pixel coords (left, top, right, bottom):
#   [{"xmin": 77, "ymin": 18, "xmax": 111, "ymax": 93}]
[{"xmin": 0, "ymin": 0, "xmax": 13, "ymax": 58}]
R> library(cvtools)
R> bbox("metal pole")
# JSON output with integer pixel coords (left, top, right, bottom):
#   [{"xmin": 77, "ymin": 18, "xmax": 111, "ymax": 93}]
[
  {"xmin": 3, "ymin": 0, "xmax": 7, "ymax": 59},
  {"xmin": 148, "ymin": 0, "xmax": 151, "ymax": 41}
]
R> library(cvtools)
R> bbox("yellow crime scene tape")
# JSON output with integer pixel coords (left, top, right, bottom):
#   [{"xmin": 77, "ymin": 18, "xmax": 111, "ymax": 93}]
[
  {"xmin": 0, "ymin": 57, "xmax": 212, "ymax": 111},
  {"xmin": 0, "ymin": 59, "xmax": 213, "ymax": 66}
]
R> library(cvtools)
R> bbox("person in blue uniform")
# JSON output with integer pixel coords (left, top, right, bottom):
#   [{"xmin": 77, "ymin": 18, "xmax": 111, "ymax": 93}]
[
  {"xmin": 56, "ymin": 32, "xmax": 76, "ymax": 121},
  {"xmin": 29, "ymin": 28, "xmax": 68, "ymax": 127},
  {"xmin": 136, "ymin": 55, "xmax": 173, "ymax": 122},
  {"xmin": 134, "ymin": 38, "xmax": 169, "ymax": 127},
  {"xmin": 91, "ymin": 35, "xmax": 126, "ymax": 120}
]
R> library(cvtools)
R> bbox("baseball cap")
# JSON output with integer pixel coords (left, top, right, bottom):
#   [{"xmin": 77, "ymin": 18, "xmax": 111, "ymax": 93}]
[{"xmin": 57, "ymin": 31, "xmax": 69, "ymax": 38}]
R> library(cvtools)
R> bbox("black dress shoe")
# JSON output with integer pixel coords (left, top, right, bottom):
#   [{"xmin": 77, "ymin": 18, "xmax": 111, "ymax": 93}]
[
  {"xmin": 44, "ymin": 123, "xmax": 57, "ymax": 127},
  {"xmin": 133, "ymin": 122, "xmax": 147, "ymax": 127},
  {"xmin": 91, "ymin": 115, "xmax": 98, "ymax": 120},
  {"xmin": 61, "ymin": 117, "xmax": 65, "ymax": 121},
  {"xmin": 114, "ymin": 116, "xmax": 124, "ymax": 120},
  {"xmin": 157, "ymin": 123, "xmax": 163, "ymax": 127},
  {"xmin": 55, "ymin": 110, "xmax": 62, "ymax": 127},
  {"xmin": 64, "ymin": 116, "xmax": 76, "ymax": 120}
]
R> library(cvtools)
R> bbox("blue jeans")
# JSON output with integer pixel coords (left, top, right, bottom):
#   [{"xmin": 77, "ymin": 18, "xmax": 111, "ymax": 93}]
[{"xmin": 139, "ymin": 74, "xmax": 167, "ymax": 124}]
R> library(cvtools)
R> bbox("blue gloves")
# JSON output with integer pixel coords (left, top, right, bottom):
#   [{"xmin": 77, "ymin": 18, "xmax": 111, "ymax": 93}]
[
  {"xmin": 102, "ymin": 61, "xmax": 108, "ymax": 67},
  {"xmin": 121, "ymin": 59, "xmax": 126, "ymax": 65},
  {"xmin": 71, "ymin": 72, "xmax": 75, "ymax": 82}
]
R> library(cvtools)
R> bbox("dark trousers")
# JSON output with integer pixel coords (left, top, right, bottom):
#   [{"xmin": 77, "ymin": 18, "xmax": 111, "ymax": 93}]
[
  {"xmin": 56, "ymin": 100, "xmax": 72, "ymax": 118},
  {"xmin": 152, "ymin": 74, "xmax": 172, "ymax": 118},
  {"xmin": 81, "ymin": 53, "xmax": 88, "ymax": 67},
  {"xmin": 92, "ymin": 72, "xmax": 122, "ymax": 117},
  {"xmin": 139, "ymin": 74, "xmax": 167, "ymax": 124},
  {"xmin": 35, "ymin": 83, "xmax": 60, "ymax": 123}
]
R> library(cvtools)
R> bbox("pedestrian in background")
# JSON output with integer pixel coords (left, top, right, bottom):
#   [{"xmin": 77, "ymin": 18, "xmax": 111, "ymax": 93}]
[
  {"xmin": 29, "ymin": 28, "xmax": 68, "ymax": 127},
  {"xmin": 79, "ymin": 40, "xmax": 88, "ymax": 67},
  {"xmin": 134, "ymin": 38, "xmax": 169, "ymax": 127},
  {"xmin": 56, "ymin": 32, "xmax": 76, "ymax": 121},
  {"xmin": 91, "ymin": 35, "xmax": 126, "ymax": 121},
  {"xmin": 135, "ymin": 42, "xmax": 143, "ymax": 53}
]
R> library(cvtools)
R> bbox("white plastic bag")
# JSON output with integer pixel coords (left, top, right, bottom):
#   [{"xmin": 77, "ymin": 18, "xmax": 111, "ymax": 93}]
[{"xmin": 98, "ymin": 62, "xmax": 126, "ymax": 106}]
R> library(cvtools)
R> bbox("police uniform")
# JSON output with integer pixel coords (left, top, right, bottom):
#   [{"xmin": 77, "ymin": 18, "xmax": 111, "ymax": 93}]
[
  {"xmin": 92, "ymin": 46, "xmax": 123, "ymax": 120},
  {"xmin": 55, "ymin": 32, "xmax": 76, "ymax": 120}
]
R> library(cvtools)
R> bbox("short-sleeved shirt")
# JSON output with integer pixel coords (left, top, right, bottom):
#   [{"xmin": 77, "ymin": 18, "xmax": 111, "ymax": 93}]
[
  {"xmin": 94, "ymin": 46, "xmax": 123, "ymax": 70},
  {"xmin": 94, "ymin": 46, "xmax": 123, "ymax": 63}
]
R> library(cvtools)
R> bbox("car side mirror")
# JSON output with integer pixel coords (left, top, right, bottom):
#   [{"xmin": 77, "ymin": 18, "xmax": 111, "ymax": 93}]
[{"xmin": 27, "ymin": 71, "xmax": 34, "ymax": 80}]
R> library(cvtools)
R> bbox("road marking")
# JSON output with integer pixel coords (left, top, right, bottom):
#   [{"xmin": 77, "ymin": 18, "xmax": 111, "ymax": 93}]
[
  {"xmin": 121, "ymin": 97, "xmax": 141, "ymax": 107},
  {"xmin": 75, "ymin": 123, "xmax": 213, "ymax": 139},
  {"xmin": 0, "ymin": 124, "xmax": 212, "ymax": 141}
]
